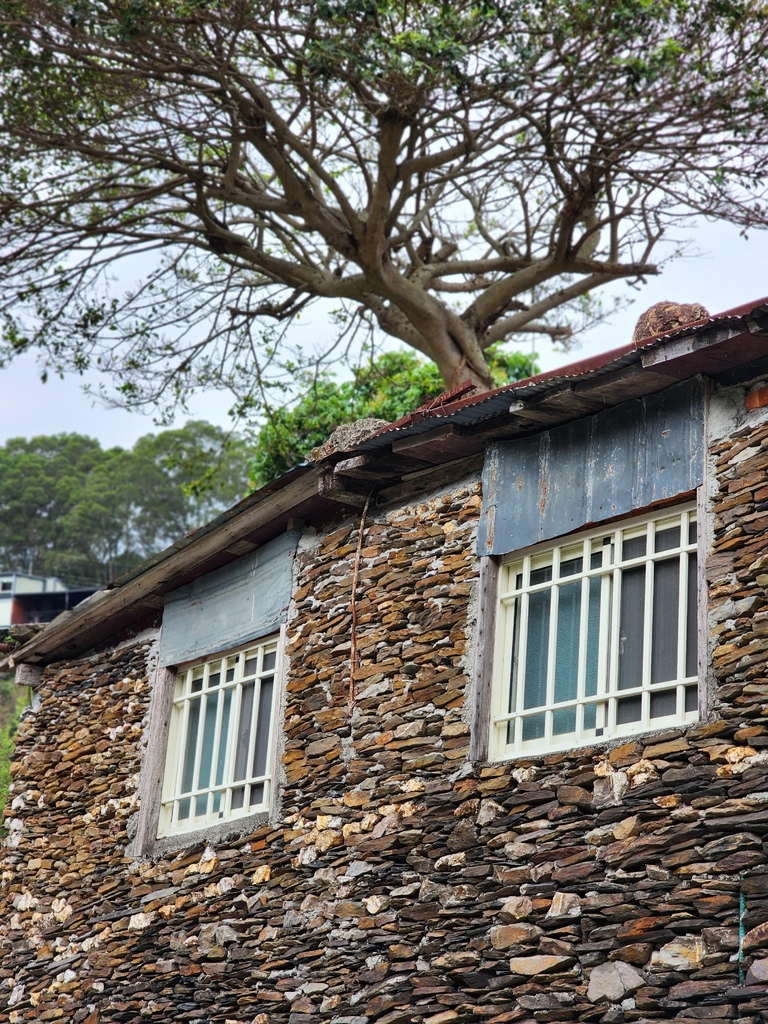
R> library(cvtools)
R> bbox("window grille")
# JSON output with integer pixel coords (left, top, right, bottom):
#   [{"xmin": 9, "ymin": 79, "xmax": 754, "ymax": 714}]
[
  {"xmin": 159, "ymin": 637, "xmax": 278, "ymax": 836},
  {"xmin": 491, "ymin": 505, "xmax": 699, "ymax": 757}
]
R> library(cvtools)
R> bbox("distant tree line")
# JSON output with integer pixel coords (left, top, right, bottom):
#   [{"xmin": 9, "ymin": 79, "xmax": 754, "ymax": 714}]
[{"xmin": 0, "ymin": 421, "xmax": 252, "ymax": 586}]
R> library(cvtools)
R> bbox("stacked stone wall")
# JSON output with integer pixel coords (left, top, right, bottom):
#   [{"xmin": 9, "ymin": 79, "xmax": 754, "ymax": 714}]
[{"xmin": 1, "ymin": 440, "xmax": 768, "ymax": 1023}]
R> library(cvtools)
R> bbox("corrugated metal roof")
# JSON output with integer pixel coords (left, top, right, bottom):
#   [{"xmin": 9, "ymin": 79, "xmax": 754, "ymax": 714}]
[{"xmin": 349, "ymin": 297, "xmax": 768, "ymax": 453}]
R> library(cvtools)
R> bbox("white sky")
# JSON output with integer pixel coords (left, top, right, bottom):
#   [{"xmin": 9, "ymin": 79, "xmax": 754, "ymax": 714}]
[{"xmin": 1, "ymin": 218, "xmax": 766, "ymax": 448}]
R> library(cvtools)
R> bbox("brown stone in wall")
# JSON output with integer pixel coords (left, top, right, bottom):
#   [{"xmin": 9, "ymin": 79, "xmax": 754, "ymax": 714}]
[{"xmin": 2, "ymin": 417, "xmax": 768, "ymax": 1024}]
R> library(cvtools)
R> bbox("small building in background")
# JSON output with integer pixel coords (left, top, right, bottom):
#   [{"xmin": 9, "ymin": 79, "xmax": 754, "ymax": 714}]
[{"xmin": 0, "ymin": 572, "xmax": 96, "ymax": 629}]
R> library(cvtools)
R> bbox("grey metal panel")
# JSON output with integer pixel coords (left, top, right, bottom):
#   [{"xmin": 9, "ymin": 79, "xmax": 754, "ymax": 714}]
[
  {"xmin": 159, "ymin": 531, "xmax": 299, "ymax": 666},
  {"xmin": 478, "ymin": 380, "xmax": 704, "ymax": 555}
]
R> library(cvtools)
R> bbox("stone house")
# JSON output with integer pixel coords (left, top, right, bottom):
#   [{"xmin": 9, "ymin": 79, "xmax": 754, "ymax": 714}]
[{"xmin": 3, "ymin": 299, "xmax": 768, "ymax": 1024}]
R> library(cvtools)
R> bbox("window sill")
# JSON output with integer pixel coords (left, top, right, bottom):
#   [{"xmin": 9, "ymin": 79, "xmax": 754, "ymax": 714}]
[
  {"xmin": 129, "ymin": 809, "xmax": 270, "ymax": 860},
  {"xmin": 480, "ymin": 719, "xmax": 705, "ymax": 767}
]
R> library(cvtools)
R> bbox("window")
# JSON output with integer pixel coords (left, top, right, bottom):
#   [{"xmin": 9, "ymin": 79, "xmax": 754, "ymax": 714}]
[
  {"xmin": 158, "ymin": 636, "xmax": 279, "ymax": 837},
  {"xmin": 490, "ymin": 504, "xmax": 699, "ymax": 758},
  {"xmin": 1, "ymin": 581, "xmax": 12, "ymax": 592}
]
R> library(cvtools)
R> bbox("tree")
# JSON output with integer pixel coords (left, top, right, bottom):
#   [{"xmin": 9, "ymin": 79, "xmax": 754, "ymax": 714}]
[
  {"xmin": 251, "ymin": 345, "xmax": 538, "ymax": 482},
  {"xmin": 0, "ymin": 422, "xmax": 252, "ymax": 585},
  {"xmin": 1, "ymin": 1, "xmax": 768, "ymax": 407},
  {"xmin": 0, "ymin": 433, "xmax": 104, "ymax": 577}
]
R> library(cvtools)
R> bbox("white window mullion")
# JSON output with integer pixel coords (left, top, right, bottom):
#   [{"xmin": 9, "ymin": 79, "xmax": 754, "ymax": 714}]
[
  {"xmin": 171, "ymin": 673, "xmax": 192, "ymax": 802},
  {"xmin": 641, "ymin": 520, "xmax": 654, "ymax": 731},
  {"xmin": 222, "ymin": 656, "xmax": 245, "ymax": 816},
  {"xmin": 678, "ymin": 543, "xmax": 690, "ymax": 683},
  {"xmin": 544, "ymin": 550, "xmax": 560, "ymax": 747},
  {"xmin": 515, "ymin": 558, "xmax": 532, "ymax": 746},
  {"xmin": 607, "ymin": 535, "xmax": 622, "ymax": 737},
  {"xmin": 208, "ymin": 658, "xmax": 227, "ymax": 815}
]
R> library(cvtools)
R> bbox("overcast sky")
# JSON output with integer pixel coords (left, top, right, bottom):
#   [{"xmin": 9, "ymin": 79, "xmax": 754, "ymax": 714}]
[{"xmin": 1, "ymin": 218, "xmax": 766, "ymax": 449}]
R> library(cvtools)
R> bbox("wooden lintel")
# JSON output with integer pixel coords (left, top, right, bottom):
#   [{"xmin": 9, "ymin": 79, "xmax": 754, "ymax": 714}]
[
  {"xmin": 391, "ymin": 423, "xmax": 481, "ymax": 464},
  {"xmin": 334, "ymin": 454, "xmax": 374, "ymax": 473},
  {"xmin": 318, "ymin": 470, "xmax": 371, "ymax": 507},
  {"xmin": 377, "ymin": 454, "xmax": 483, "ymax": 507},
  {"xmin": 225, "ymin": 538, "xmax": 259, "ymax": 556},
  {"xmin": 332, "ymin": 454, "xmax": 386, "ymax": 481}
]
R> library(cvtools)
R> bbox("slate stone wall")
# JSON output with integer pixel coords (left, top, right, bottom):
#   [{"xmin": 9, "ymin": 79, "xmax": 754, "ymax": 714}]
[{"xmin": 2, "ymin": 428, "xmax": 768, "ymax": 1024}]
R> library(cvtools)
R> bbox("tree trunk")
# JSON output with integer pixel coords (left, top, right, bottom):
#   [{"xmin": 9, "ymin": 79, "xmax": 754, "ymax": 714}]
[{"xmin": 427, "ymin": 321, "xmax": 494, "ymax": 394}]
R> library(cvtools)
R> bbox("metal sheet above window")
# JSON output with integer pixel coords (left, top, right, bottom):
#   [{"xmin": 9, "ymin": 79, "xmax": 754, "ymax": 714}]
[
  {"xmin": 159, "ymin": 530, "xmax": 299, "ymax": 666},
  {"xmin": 478, "ymin": 380, "xmax": 704, "ymax": 556}
]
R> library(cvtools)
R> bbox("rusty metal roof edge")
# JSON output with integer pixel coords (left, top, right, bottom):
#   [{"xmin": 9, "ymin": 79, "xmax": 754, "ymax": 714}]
[{"xmin": 351, "ymin": 298, "xmax": 768, "ymax": 450}]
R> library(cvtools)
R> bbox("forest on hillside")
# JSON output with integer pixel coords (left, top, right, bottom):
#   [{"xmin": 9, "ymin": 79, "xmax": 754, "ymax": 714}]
[{"xmin": 0, "ymin": 421, "xmax": 252, "ymax": 587}]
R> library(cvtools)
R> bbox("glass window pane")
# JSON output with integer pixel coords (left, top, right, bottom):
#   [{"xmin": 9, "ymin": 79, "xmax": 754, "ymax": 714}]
[
  {"xmin": 263, "ymin": 650, "xmax": 276, "ymax": 672},
  {"xmin": 553, "ymin": 707, "xmax": 576, "ymax": 736},
  {"xmin": 509, "ymin": 599, "xmax": 521, "ymax": 714},
  {"xmin": 685, "ymin": 685, "xmax": 698, "ymax": 712},
  {"xmin": 214, "ymin": 689, "xmax": 232, "ymax": 786},
  {"xmin": 585, "ymin": 576, "xmax": 603, "ymax": 697},
  {"xmin": 554, "ymin": 581, "xmax": 580, "ymax": 703},
  {"xmin": 650, "ymin": 689, "xmax": 677, "ymax": 719},
  {"xmin": 686, "ymin": 553, "xmax": 698, "ymax": 677},
  {"xmin": 196, "ymin": 692, "xmax": 219, "ymax": 792},
  {"xmin": 180, "ymin": 696, "xmax": 201, "ymax": 794},
  {"xmin": 530, "ymin": 565, "xmax": 553, "ymax": 586},
  {"xmin": 655, "ymin": 525, "xmax": 680, "ymax": 552},
  {"xmin": 523, "ymin": 590, "xmax": 550, "ymax": 709},
  {"xmin": 233, "ymin": 682, "xmax": 255, "ymax": 781},
  {"xmin": 583, "ymin": 702, "xmax": 597, "ymax": 731},
  {"xmin": 688, "ymin": 520, "xmax": 697, "ymax": 544},
  {"xmin": 177, "ymin": 797, "xmax": 191, "ymax": 820},
  {"xmin": 618, "ymin": 566, "xmax": 645, "ymax": 690},
  {"xmin": 617, "ymin": 695, "xmax": 642, "ymax": 724},
  {"xmin": 623, "ymin": 535, "xmax": 646, "ymax": 560},
  {"xmin": 559, "ymin": 555, "xmax": 583, "ymax": 578},
  {"xmin": 522, "ymin": 713, "xmax": 545, "ymax": 741},
  {"xmin": 191, "ymin": 667, "xmax": 204, "ymax": 693},
  {"xmin": 651, "ymin": 557, "xmax": 679, "ymax": 684},
  {"xmin": 243, "ymin": 656, "xmax": 258, "ymax": 676},
  {"xmin": 252, "ymin": 678, "xmax": 274, "ymax": 778},
  {"xmin": 249, "ymin": 782, "xmax": 265, "ymax": 808},
  {"xmin": 208, "ymin": 670, "xmax": 221, "ymax": 688},
  {"xmin": 231, "ymin": 786, "xmax": 245, "ymax": 810}
]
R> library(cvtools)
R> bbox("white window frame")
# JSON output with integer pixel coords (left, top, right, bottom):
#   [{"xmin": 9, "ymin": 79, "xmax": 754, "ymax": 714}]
[
  {"xmin": 490, "ymin": 503, "xmax": 700, "ymax": 760},
  {"xmin": 157, "ymin": 634, "xmax": 281, "ymax": 838}
]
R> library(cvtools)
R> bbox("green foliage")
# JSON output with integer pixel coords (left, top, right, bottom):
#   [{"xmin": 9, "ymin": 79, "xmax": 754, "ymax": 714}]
[
  {"xmin": 2, "ymin": 0, "xmax": 767, "ymax": 405},
  {"xmin": 0, "ymin": 421, "xmax": 253, "ymax": 585},
  {"xmin": 0, "ymin": 673, "xmax": 28, "ymax": 830},
  {"xmin": 251, "ymin": 346, "xmax": 538, "ymax": 483}
]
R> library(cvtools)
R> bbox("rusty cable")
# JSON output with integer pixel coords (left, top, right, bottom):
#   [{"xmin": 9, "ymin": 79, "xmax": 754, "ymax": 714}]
[{"xmin": 349, "ymin": 492, "xmax": 372, "ymax": 709}]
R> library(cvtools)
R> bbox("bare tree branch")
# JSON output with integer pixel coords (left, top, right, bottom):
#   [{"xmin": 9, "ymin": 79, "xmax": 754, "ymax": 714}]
[{"xmin": 1, "ymin": 0, "xmax": 768, "ymax": 405}]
